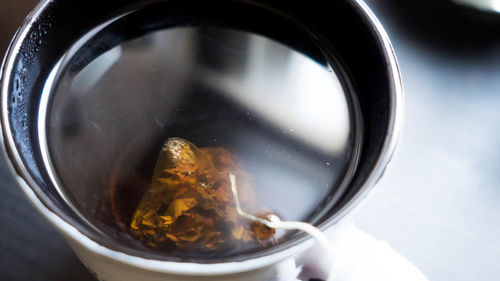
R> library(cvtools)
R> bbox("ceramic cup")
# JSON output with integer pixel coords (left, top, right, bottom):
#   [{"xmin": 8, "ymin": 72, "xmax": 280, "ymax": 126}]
[{"xmin": 0, "ymin": 0, "xmax": 402, "ymax": 280}]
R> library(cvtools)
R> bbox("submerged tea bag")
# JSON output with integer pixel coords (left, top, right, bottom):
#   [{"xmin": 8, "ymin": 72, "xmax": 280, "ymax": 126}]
[{"xmin": 130, "ymin": 138, "xmax": 275, "ymax": 251}]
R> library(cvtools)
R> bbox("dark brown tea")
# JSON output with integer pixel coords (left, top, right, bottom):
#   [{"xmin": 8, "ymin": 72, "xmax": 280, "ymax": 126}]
[{"xmin": 39, "ymin": 6, "xmax": 362, "ymax": 259}]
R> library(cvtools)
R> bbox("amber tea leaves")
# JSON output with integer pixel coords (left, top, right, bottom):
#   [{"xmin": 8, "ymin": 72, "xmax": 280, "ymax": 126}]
[{"xmin": 130, "ymin": 138, "xmax": 276, "ymax": 251}]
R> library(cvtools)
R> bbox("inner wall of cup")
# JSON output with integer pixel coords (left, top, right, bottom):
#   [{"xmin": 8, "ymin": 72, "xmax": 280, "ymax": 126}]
[{"xmin": 2, "ymin": 0, "xmax": 394, "ymax": 262}]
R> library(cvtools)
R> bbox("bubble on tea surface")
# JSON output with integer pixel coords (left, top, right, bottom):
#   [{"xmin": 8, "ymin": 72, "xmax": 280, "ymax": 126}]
[{"xmin": 130, "ymin": 138, "xmax": 276, "ymax": 251}]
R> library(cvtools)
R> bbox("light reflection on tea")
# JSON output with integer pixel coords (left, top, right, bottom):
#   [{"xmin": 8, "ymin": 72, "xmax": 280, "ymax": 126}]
[{"xmin": 43, "ymin": 26, "xmax": 361, "ymax": 258}]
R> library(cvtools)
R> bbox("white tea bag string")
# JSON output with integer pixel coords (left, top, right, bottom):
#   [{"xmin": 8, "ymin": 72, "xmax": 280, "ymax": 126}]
[{"xmin": 229, "ymin": 173, "xmax": 336, "ymax": 281}]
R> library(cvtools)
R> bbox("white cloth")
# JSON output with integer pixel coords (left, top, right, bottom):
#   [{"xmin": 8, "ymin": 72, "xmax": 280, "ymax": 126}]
[{"xmin": 295, "ymin": 222, "xmax": 429, "ymax": 281}]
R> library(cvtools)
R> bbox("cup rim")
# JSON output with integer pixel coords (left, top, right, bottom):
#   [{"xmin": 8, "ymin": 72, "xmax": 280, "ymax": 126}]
[{"xmin": 0, "ymin": 0, "xmax": 403, "ymax": 275}]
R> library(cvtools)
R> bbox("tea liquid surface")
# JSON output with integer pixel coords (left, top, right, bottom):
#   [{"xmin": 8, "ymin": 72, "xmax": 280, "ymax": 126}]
[{"xmin": 39, "ymin": 9, "xmax": 362, "ymax": 258}]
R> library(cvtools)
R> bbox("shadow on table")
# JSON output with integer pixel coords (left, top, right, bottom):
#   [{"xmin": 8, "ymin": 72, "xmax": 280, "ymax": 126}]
[
  {"xmin": 0, "ymin": 151, "xmax": 95, "ymax": 281},
  {"xmin": 371, "ymin": 0, "xmax": 500, "ymax": 58}
]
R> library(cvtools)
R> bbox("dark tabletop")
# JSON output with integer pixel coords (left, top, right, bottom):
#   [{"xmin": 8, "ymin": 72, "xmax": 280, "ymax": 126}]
[
  {"xmin": 357, "ymin": 1, "xmax": 500, "ymax": 281},
  {"xmin": 1, "ymin": 1, "xmax": 500, "ymax": 281}
]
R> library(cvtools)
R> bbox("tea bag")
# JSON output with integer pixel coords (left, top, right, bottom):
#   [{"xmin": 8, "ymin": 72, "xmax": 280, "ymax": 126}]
[{"xmin": 130, "ymin": 138, "xmax": 275, "ymax": 251}]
